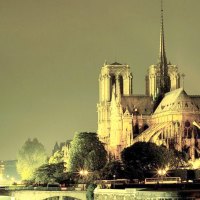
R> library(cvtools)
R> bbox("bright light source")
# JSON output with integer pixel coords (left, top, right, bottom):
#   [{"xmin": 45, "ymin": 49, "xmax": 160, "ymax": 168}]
[
  {"xmin": 84, "ymin": 170, "xmax": 88, "ymax": 175},
  {"xmin": 79, "ymin": 169, "xmax": 88, "ymax": 176},
  {"xmin": 157, "ymin": 168, "xmax": 167, "ymax": 176}
]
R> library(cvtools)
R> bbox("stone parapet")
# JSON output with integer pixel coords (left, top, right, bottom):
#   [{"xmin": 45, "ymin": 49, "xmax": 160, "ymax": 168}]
[{"xmin": 94, "ymin": 188, "xmax": 197, "ymax": 200}]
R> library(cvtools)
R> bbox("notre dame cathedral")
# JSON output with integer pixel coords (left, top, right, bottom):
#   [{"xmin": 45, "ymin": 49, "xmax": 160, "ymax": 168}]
[{"xmin": 97, "ymin": 4, "xmax": 200, "ymax": 162}]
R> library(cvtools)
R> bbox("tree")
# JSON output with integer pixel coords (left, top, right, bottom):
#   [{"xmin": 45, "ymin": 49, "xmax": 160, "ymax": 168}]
[
  {"xmin": 100, "ymin": 160, "xmax": 124, "ymax": 180},
  {"xmin": 17, "ymin": 138, "xmax": 47, "ymax": 180},
  {"xmin": 66, "ymin": 132, "xmax": 107, "ymax": 173},
  {"xmin": 49, "ymin": 150, "xmax": 64, "ymax": 164},
  {"xmin": 34, "ymin": 162, "xmax": 67, "ymax": 184},
  {"xmin": 121, "ymin": 142, "xmax": 180, "ymax": 178},
  {"xmin": 86, "ymin": 183, "xmax": 97, "ymax": 200}
]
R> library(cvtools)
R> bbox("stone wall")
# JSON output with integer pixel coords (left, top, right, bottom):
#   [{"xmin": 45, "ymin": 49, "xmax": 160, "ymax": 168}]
[
  {"xmin": 11, "ymin": 190, "xmax": 86, "ymax": 200},
  {"xmin": 94, "ymin": 188, "xmax": 197, "ymax": 200}
]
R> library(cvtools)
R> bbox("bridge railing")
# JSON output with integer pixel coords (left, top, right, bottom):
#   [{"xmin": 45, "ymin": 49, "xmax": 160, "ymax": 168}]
[{"xmin": 5, "ymin": 184, "xmax": 84, "ymax": 192}]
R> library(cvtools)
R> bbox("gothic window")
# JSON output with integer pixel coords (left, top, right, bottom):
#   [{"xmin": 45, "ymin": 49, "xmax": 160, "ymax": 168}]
[
  {"xmin": 119, "ymin": 75, "xmax": 124, "ymax": 95},
  {"xmin": 183, "ymin": 128, "xmax": 187, "ymax": 138},
  {"xmin": 187, "ymin": 128, "xmax": 192, "ymax": 139},
  {"xmin": 133, "ymin": 123, "xmax": 139, "ymax": 135},
  {"xmin": 194, "ymin": 127, "xmax": 200, "ymax": 139},
  {"xmin": 185, "ymin": 120, "xmax": 190, "ymax": 128},
  {"xmin": 111, "ymin": 76, "xmax": 116, "ymax": 87},
  {"xmin": 110, "ymin": 75, "xmax": 116, "ymax": 97}
]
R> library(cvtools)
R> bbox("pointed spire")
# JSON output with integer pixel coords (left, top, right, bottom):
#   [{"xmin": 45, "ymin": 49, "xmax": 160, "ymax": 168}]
[
  {"xmin": 159, "ymin": 0, "xmax": 167, "ymax": 71},
  {"xmin": 159, "ymin": 0, "xmax": 170, "ymax": 94}
]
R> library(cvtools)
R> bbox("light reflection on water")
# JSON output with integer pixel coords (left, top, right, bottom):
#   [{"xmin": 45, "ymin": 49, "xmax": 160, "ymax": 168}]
[{"xmin": 45, "ymin": 197, "xmax": 77, "ymax": 200}]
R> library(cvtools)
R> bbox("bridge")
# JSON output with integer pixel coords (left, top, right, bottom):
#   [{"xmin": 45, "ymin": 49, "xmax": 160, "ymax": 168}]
[{"xmin": 10, "ymin": 190, "xmax": 86, "ymax": 200}]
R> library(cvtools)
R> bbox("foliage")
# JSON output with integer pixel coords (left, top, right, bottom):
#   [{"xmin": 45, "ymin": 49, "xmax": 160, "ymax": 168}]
[
  {"xmin": 86, "ymin": 183, "xmax": 97, "ymax": 200},
  {"xmin": 17, "ymin": 138, "xmax": 47, "ymax": 180},
  {"xmin": 194, "ymin": 170, "xmax": 200, "ymax": 179},
  {"xmin": 172, "ymin": 149, "xmax": 189, "ymax": 169},
  {"xmin": 121, "ymin": 142, "xmax": 185, "ymax": 178},
  {"xmin": 66, "ymin": 132, "xmax": 107, "ymax": 173},
  {"xmin": 170, "ymin": 169, "xmax": 187, "ymax": 180},
  {"xmin": 49, "ymin": 150, "xmax": 64, "ymax": 164},
  {"xmin": 100, "ymin": 160, "xmax": 124, "ymax": 180},
  {"xmin": 34, "ymin": 162, "xmax": 67, "ymax": 183}
]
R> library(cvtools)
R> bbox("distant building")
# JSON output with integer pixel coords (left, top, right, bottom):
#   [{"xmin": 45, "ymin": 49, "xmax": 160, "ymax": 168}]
[
  {"xmin": 49, "ymin": 140, "xmax": 71, "ymax": 171},
  {"xmin": 0, "ymin": 160, "xmax": 20, "ymax": 184},
  {"xmin": 97, "ymin": 4, "xmax": 200, "ymax": 160}
]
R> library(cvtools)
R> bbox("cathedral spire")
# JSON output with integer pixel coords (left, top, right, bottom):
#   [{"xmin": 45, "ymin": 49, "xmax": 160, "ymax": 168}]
[
  {"xmin": 159, "ymin": 0, "xmax": 170, "ymax": 94},
  {"xmin": 159, "ymin": 0, "xmax": 167, "ymax": 71}
]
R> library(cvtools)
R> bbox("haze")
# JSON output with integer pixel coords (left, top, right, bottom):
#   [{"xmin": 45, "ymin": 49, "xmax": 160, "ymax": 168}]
[{"xmin": 0, "ymin": 0, "xmax": 199, "ymax": 160}]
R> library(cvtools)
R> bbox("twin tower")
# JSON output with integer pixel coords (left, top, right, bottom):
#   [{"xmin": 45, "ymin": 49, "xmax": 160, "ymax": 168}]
[{"xmin": 97, "ymin": 4, "xmax": 181, "ymax": 158}]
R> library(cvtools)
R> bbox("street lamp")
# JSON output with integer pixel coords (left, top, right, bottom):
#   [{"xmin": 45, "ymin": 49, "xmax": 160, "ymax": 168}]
[
  {"xmin": 158, "ymin": 169, "xmax": 166, "ymax": 176},
  {"xmin": 79, "ymin": 169, "xmax": 88, "ymax": 190},
  {"xmin": 157, "ymin": 168, "xmax": 167, "ymax": 183},
  {"xmin": 79, "ymin": 170, "xmax": 88, "ymax": 176},
  {"xmin": 113, "ymin": 174, "xmax": 116, "ymax": 189}
]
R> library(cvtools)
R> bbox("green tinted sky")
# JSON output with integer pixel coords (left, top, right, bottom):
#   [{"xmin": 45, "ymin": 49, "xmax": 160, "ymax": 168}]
[{"xmin": 0, "ymin": 0, "xmax": 199, "ymax": 160}]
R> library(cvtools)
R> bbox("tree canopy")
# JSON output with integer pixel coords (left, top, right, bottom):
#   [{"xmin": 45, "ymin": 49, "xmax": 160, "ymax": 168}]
[
  {"xmin": 34, "ymin": 162, "xmax": 67, "ymax": 183},
  {"xmin": 66, "ymin": 132, "xmax": 107, "ymax": 173},
  {"xmin": 100, "ymin": 160, "xmax": 124, "ymax": 180},
  {"xmin": 121, "ymin": 142, "xmax": 184, "ymax": 176},
  {"xmin": 49, "ymin": 150, "xmax": 64, "ymax": 164},
  {"xmin": 17, "ymin": 138, "xmax": 47, "ymax": 180}
]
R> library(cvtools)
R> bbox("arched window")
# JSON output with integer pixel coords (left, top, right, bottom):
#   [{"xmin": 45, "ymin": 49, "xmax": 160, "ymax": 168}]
[
  {"xmin": 185, "ymin": 120, "xmax": 190, "ymax": 128},
  {"xmin": 119, "ymin": 75, "xmax": 124, "ymax": 95}
]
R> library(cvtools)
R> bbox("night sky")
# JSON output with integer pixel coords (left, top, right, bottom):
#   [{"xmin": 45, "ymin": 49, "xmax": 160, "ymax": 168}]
[{"xmin": 0, "ymin": 0, "xmax": 199, "ymax": 160}]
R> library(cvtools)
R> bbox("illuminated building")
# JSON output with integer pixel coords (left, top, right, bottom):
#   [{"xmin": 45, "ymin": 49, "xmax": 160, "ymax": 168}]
[
  {"xmin": 0, "ymin": 161, "xmax": 5, "ymax": 181},
  {"xmin": 97, "ymin": 3, "xmax": 200, "ymax": 160}
]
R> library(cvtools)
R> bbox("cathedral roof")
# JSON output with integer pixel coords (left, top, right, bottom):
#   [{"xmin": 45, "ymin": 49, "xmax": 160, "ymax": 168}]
[
  {"xmin": 110, "ymin": 62, "xmax": 123, "ymax": 65},
  {"xmin": 121, "ymin": 95, "xmax": 154, "ymax": 115},
  {"xmin": 190, "ymin": 95, "xmax": 200, "ymax": 109},
  {"xmin": 154, "ymin": 88, "xmax": 200, "ymax": 114}
]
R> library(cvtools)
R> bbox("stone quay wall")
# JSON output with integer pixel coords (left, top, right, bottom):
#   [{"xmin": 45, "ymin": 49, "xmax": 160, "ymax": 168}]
[{"xmin": 94, "ymin": 188, "xmax": 198, "ymax": 200}]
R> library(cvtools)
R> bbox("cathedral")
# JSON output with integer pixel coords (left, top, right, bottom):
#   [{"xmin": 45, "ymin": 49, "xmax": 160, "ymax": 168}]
[{"xmin": 97, "ymin": 4, "xmax": 200, "ymax": 161}]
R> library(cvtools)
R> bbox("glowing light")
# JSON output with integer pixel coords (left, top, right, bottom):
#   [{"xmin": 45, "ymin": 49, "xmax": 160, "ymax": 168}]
[
  {"xmin": 11, "ymin": 177, "xmax": 15, "ymax": 182},
  {"xmin": 193, "ymin": 121, "xmax": 200, "ymax": 129},
  {"xmin": 79, "ymin": 169, "xmax": 88, "ymax": 176},
  {"xmin": 157, "ymin": 168, "xmax": 167, "ymax": 176}
]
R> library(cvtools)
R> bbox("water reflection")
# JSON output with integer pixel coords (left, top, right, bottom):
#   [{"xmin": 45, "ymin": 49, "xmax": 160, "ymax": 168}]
[{"xmin": 44, "ymin": 197, "xmax": 77, "ymax": 200}]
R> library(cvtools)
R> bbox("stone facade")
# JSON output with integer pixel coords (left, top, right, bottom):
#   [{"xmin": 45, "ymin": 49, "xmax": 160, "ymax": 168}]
[{"xmin": 97, "ymin": 6, "xmax": 200, "ymax": 161}]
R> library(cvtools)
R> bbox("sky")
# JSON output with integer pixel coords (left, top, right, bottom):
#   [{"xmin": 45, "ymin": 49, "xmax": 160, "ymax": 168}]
[{"xmin": 0, "ymin": 0, "xmax": 200, "ymax": 160}]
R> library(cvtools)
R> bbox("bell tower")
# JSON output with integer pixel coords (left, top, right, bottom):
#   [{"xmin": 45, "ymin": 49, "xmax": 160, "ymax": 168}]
[
  {"xmin": 97, "ymin": 61, "xmax": 132, "ymax": 147},
  {"xmin": 146, "ymin": 0, "xmax": 180, "ymax": 100}
]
